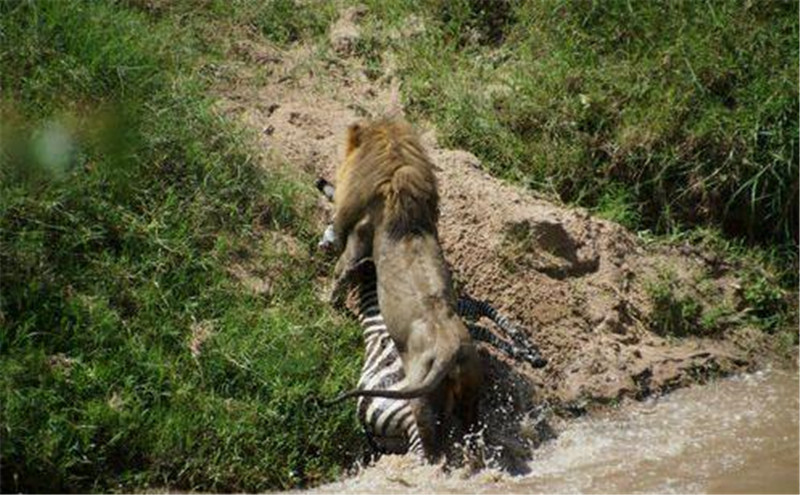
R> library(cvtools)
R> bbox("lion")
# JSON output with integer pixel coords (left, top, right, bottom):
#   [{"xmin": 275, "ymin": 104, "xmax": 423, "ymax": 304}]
[{"xmin": 326, "ymin": 117, "xmax": 483, "ymax": 456}]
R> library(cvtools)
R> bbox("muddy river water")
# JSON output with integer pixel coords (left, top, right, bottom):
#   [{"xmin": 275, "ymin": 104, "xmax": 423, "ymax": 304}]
[{"xmin": 306, "ymin": 368, "xmax": 798, "ymax": 494}]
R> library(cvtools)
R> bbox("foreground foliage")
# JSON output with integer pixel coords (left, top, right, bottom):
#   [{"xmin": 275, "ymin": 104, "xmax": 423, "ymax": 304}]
[{"xmin": 1, "ymin": 2, "xmax": 361, "ymax": 492}]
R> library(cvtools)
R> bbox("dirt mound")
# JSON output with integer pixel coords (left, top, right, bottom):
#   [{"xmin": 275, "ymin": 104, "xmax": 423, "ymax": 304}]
[
  {"xmin": 430, "ymin": 142, "xmax": 753, "ymax": 404},
  {"xmin": 217, "ymin": 7, "xmax": 762, "ymax": 421}
]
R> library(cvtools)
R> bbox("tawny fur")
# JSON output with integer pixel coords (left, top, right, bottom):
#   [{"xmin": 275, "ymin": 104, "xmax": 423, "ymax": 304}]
[
  {"xmin": 333, "ymin": 119, "xmax": 439, "ymax": 244},
  {"xmin": 330, "ymin": 117, "xmax": 482, "ymax": 457}
]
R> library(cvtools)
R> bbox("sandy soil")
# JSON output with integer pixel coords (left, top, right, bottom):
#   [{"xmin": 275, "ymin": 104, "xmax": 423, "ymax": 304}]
[{"xmin": 215, "ymin": 6, "xmax": 772, "ymax": 468}]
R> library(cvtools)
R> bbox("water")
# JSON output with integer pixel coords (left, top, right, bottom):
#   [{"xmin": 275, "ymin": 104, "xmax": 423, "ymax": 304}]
[{"xmin": 306, "ymin": 368, "xmax": 799, "ymax": 494}]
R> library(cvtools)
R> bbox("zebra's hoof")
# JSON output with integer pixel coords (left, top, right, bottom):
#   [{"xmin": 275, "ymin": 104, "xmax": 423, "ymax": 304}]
[
  {"xmin": 526, "ymin": 353, "xmax": 547, "ymax": 368},
  {"xmin": 318, "ymin": 225, "xmax": 337, "ymax": 251}
]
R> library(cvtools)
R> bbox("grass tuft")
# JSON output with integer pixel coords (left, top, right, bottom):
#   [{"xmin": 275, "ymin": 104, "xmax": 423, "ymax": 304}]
[{"xmin": 646, "ymin": 271, "xmax": 704, "ymax": 338}]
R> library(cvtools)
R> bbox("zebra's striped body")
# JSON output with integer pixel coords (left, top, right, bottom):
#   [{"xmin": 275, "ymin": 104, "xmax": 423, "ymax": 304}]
[
  {"xmin": 353, "ymin": 266, "xmax": 425, "ymax": 455},
  {"xmin": 350, "ymin": 261, "xmax": 546, "ymax": 457}
]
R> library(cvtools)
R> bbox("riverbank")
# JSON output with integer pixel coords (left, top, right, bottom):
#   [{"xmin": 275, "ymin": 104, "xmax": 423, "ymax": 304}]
[{"xmin": 1, "ymin": 2, "xmax": 796, "ymax": 492}]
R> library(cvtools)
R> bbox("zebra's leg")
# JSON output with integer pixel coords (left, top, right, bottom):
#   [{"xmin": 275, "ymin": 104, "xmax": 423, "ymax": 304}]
[
  {"xmin": 314, "ymin": 178, "xmax": 337, "ymax": 250},
  {"xmin": 316, "ymin": 177, "xmax": 335, "ymax": 202},
  {"xmin": 319, "ymin": 224, "xmax": 337, "ymax": 250},
  {"xmin": 406, "ymin": 420, "xmax": 425, "ymax": 460},
  {"xmin": 466, "ymin": 322, "xmax": 543, "ymax": 366},
  {"xmin": 458, "ymin": 297, "xmax": 547, "ymax": 368},
  {"xmin": 458, "ymin": 294, "xmax": 528, "ymax": 343},
  {"xmin": 329, "ymin": 219, "xmax": 374, "ymax": 308},
  {"xmin": 458, "ymin": 294, "xmax": 521, "ymax": 339},
  {"xmin": 363, "ymin": 424, "xmax": 382, "ymax": 456},
  {"xmin": 316, "ymin": 178, "xmax": 338, "ymax": 250}
]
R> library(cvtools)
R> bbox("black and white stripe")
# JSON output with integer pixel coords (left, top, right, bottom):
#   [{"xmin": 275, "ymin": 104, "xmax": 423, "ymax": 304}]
[
  {"xmin": 350, "ymin": 262, "xmax": 547, "ymax": 457},
  {"xmin": 457, "ymin": 295, "xmax": 548, "ymax": 368},
  {"xmin": 353, "ymin": 269, "xmax": 425, "ymax": 456}
]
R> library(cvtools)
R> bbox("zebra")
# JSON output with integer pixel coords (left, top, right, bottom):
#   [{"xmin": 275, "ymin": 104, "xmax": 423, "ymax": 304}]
[{"xmin": 344, "ymin": 258, "xmax": 546, "ymax": 457}]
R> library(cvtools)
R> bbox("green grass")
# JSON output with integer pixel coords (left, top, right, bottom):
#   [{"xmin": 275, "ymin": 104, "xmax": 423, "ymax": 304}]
[
  {"xmin": 642, "ymin": 228, "xmax": 796, "ymax": 341},
  {"xmin": 124, "ymin": 0, "xmax": 337, "ymax": 48},
  {"xmin": 680, "ymin": 228, "xmax": 794, "ymax": 333},
  {"xmin": 354, "ymin": 0, "xmax": 798, "ymax": 254},
  {"xmin": 645, "ymin": 270, "xmax": 705, "ymax": 338},
  {"xmin": 1, "ymin": 1, "xmax": 362, "ymax": 492},
  {"xmin": 351, "ymin": 0, "xmax": 797, "ymax": 338}
]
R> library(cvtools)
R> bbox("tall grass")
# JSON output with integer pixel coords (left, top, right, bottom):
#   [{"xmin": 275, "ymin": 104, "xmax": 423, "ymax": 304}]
[
  {"xmin": 1, "ymin": 1, "xmax": 361, "ymax": 492},
  {"xmin": 357, "ymin": 0, "xmax": 798, "ymax": 256}
]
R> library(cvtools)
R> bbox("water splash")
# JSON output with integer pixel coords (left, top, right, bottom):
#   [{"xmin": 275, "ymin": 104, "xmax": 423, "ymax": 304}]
[{"xmin": 302, "ymin": 368, "xmax": 799, "ymax": 494}]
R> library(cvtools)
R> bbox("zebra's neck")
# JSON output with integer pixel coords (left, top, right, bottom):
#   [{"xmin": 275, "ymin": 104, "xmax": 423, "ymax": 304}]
[{"xmin": 358, "ymin": 285, "xmax": 381, "ymax": 329}]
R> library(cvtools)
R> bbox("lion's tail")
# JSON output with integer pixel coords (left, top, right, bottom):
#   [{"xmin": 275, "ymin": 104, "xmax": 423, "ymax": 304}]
[{"xmin": 326, "ymin": 341, "xmax": 459, "ymax": 405}]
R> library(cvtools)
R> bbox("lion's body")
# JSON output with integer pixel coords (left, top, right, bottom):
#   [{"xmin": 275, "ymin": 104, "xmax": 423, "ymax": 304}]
[
  {"xmin": 316, "ymin": 176, "xmax": 547, "ymax": 459},
  {"xmin": 330, "ymin": 117, "xmax": 482, "ymax": 457}
]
